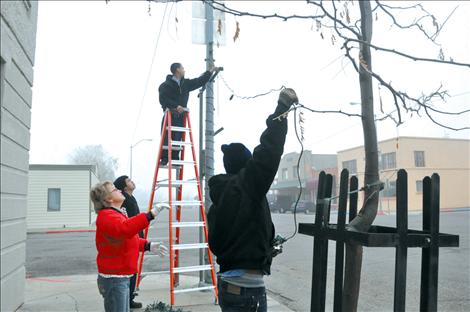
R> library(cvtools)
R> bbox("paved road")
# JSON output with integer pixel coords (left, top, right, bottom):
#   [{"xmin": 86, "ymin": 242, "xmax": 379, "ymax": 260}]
[{"xmin": 27, "ymin": 209, "xmax": 470, "ymax": 311}]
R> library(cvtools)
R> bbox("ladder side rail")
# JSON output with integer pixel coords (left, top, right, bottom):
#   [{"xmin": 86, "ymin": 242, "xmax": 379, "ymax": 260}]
[
  {"xmin": 137, "ymin": 110, "xmax": 170, "ymax": 288},
  {"xmin": 186, "ymin": 112, "xmax": 218, "ymax": 299},
  {"xmin": 167, "ymin": 111, "xmax": 176, "ymax": 305}
]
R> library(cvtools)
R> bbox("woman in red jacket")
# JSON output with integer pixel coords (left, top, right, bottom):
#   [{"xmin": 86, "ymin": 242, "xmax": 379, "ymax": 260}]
[{"xmin": 90, "ymin": 181, "xmax": 167, "ymax": 312}]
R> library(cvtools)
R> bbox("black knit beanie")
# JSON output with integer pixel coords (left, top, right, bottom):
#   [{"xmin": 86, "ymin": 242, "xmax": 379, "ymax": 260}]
[
  {"xmin": 114, "ymin": 175, "xmax": 128, "ymax": 191},
  {"xmin": 221, "ymin": 143, "xmax": 252, "ymax": 174}
]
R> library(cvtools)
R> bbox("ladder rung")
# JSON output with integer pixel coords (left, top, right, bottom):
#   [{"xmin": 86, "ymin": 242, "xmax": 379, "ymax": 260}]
[
  {"xmin": 158, "ymin": 180, "xmax": 198, "ymax": 187},
  {"xmin": 170, "ymin": 141, "xmax": 192, "ymax": 147},
  {"xmin": 171, "ymin": 160, "xmax": 195, "ymax": 166},
  {"xmin": 173, "ymin": 285, "xmax": 215, "ymax": 294},
  {"xmin": 162, "ymin": 146, "xmax": 183, "ymax": 151},
  {"xmin": 156, "ymin": 200, "xmax": 202, "ymax": 206},
  {"xmin": 173, "ymin": 265, "xmax": 212, "ymax": 273},
  {"xmin": 173, "ymin": 243, "xmax": 208, "ymax": 250},
  {"xmin": 141, "ymin": 270, "xmax": 170, "ymax": 275},
  {"xmin": 167, "ymin": 126, "xmax": 190, "ymax": 132},
  {"xmin": 172, "ymin": 222, "xmax": 205, "ymax": 228},
  {"xmin": 158, "ymin": 160, "xmax": 195, "ymax": 168}
]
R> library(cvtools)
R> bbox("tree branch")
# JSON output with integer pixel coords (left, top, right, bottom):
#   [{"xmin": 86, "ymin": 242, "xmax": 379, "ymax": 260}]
[
  {"xmin": 298, "ymin": 104, "xmax": 363, "ymax": 118},
  {"xmin": 204, "ymin": 0, "xmax": 325, "ymax": 21},
  {"xmin": 344, "ymin": 38, "xmax": 470, "ymax": 68}
]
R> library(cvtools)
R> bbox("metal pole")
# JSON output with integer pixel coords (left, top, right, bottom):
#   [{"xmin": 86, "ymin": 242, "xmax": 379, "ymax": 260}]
[
  {"xmin": 202, "ymin": 1, "xmax": 215, "ymax": 284},
  {"xmin": 198, "ymin": 89, "xmax": 205, "ymax": 282}
]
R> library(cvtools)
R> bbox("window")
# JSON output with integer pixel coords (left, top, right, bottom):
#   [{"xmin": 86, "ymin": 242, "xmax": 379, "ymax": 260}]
[
  {"xmin": 342, "ymin": 160, "xmax": 357, "ymax": 175},
  {"xmin": 293, "ymin": 166, "xmax": 299, "ymax": 178},
  {"xmin": 381, "ymin": 152, "xmax": 396, "ymax": 170},
  {"xmin": 414, "ymin": 151, "xmax": 425, "ymax": 167},
  {"xmin": 47, "ymin": 188, "xmax": 61, "ymax": 211},
  {"xmin": 416, "ymin": 180, "xmax": 423, "ymax": 193},
  {"xmin": 282, "ymin": 168, "xmax": 288, "ymax": 180}
]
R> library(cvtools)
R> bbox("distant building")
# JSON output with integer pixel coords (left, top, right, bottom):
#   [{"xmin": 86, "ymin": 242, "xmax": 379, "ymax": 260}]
[
  {"xmin": 337, "ymin": 137, "xmax": 470, "ymax": 212},
  {"xmin": 1, "ymin": 2, "xmax": 39, "ymax": 311},
  {"xmin": 270, "ymin": 151, "xmax": 337, "ymax": 210},
  {"xmin": 27, "ymin": 165, "xmax": 99, "ymax": 229}
]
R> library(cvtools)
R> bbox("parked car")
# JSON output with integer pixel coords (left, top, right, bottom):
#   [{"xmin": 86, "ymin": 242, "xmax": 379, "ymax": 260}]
[
  {"xmin": 290, "ymin": 200, "xmax": 315, "ymax": 214},
  {"xmin": 269, "ymin": 201, "xmax": 285, "ymax": 213},
  {"xmin": 269, "ymin": 196, "xmax": 291, "ymax": 213}
]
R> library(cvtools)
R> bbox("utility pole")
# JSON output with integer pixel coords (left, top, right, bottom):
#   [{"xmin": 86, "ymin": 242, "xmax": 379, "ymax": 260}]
[{"xmin": 198, "ymin": 1, "xmax": 215, "ymax": 285}]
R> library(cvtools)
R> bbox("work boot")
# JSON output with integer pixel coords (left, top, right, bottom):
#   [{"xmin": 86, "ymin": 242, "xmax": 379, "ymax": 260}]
[
  {"xmin": 130, "ymin": 301, "xmax": 143, "ymax": 309},
  {"xmin": 160, "ymin": 158, "xmax": 168, "ymax": 166}
]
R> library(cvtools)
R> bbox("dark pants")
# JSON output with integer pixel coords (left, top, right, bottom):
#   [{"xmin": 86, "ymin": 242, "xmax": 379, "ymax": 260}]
[
  {"xmin": 217, "ymin": 278, "xmax": 267, "ymax": 312},
  {"xmin": 130, "ymin": 232, "xmax": 144, "ymax": 303},
  {"xmin": 129, "ymin": 273, "xmax": 137, "ymax": 303},
  {"xmin": 161, "ymin": 111, "xmax": 185, "ymax": 161}
]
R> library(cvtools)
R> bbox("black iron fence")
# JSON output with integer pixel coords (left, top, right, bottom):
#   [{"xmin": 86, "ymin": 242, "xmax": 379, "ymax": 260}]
[{"xmin": 299, "ymin": 169, "xmax": 460, "ymax": 312}]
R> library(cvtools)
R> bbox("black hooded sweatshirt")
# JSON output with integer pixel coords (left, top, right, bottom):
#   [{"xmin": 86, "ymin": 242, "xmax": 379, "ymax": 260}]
[
  {"xmin": 207, "ymin": 101, "xmax": 289, "ymax": 275},
  {"xmin": 158, "ymin": 71, "xmax": 212, "ymax": 111}
]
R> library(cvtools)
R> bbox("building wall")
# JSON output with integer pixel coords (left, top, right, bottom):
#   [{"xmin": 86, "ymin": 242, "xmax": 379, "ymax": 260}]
[
  {"xmin": 0, "ymin": 1, "xmax": 38, "ymax": 311},
  {"xmin": 27, "ymin": 166, "xmax": 98, "ymax": 229},
  {"xmin": 338, "ymin": 137, "xmax": 470, "ymax": 212},
  {"xmin": 89, "ymin": 168, "xmax": 100, "ymax": 225}
]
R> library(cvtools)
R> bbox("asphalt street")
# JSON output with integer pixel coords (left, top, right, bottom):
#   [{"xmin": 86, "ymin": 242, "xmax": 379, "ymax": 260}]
[{"xmin": 26, "ymin": 208, "xmax": 470, "ymax": 312}]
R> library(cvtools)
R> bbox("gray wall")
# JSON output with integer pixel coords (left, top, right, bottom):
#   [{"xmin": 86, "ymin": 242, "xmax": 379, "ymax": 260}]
[{"xmin": 1, "ymin": 1, "xmax": 38, "ymax": 311}]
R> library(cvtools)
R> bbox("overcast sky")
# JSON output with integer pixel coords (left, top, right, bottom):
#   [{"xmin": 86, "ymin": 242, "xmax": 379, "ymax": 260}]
[{"xmin": 30, "ymin": 1, "xmax": 469, "ymax": 193}]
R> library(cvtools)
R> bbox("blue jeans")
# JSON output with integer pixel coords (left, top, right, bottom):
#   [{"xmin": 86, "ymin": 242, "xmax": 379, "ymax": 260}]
[
  {"xmin": 97, "ymin": 275, "xmax": 130, "ymax": 312},
  {"xmin": 218, "ymin": 278, "xmax": 267, "ymax": 312}
]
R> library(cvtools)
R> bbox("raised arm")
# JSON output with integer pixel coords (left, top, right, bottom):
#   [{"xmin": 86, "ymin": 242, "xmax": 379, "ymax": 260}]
[
  {"xmin": 185, "ymin": 70, "xmax": 212, "ymax": 92},
  {"xmin": 239, "ymin": 89, "xmax": 298, "ymax": 201}
]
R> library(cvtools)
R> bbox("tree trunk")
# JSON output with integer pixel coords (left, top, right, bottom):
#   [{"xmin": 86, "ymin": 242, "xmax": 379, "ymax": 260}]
[{"xmin": 343, "ymin": 1, "xmax": 380, "ymax": 311}]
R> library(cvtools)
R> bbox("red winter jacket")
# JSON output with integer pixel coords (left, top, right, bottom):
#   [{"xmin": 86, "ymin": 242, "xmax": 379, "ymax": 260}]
[{"xmin": 95, "ymin": 207, "xmax": 149, "ymax": 275}]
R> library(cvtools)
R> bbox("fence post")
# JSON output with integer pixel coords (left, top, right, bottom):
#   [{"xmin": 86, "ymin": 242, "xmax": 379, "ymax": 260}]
[
  {"xmin": 428, "ymin": 174, "xmax": 440, "ymax": 311},
  {"xmin": 311, "ymin": 172, "xmax": 332, "ymax": 312},
  {"xmin": 394, "ymin": 169, "xmax": 408, "ymax": 311},
  {"xmin": 333, "ymin": 169, "xmax": 349, "ymax": 312},
  {"xmin": 420, "ymin": 176, "xmax": 432, "ymax": 311}
]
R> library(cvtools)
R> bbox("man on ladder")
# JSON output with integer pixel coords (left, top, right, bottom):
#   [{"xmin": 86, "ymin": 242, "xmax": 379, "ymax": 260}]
[
  {"xmin": 158, "ymin": 62, "xmax": 217, "ymax": 166},
  {"xmin": 207, "ymin": 88, "xmax": 299, "ymax": 312}
]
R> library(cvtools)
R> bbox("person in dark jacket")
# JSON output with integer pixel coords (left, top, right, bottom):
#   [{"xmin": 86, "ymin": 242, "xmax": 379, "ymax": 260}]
[
  {"xmin": 158, "ymin": 63, "xmax": 216, "ymax": 165},
  {"xmin": 114, "ymin": 175, "xmax": 144, "ymax": 309},
  {"xmin": 207, "ymin": 88, "xmax": 299, "ymax": 312}
]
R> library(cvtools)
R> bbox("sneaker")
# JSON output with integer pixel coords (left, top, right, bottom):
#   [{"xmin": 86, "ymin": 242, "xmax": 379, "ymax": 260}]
[
  {"xmin": 160, "ymin": 159, "xmax": 168, "ymax": 166},
  {"xmin": 130, "ymin": 301, "xmax": 143, "ymax": 309}
]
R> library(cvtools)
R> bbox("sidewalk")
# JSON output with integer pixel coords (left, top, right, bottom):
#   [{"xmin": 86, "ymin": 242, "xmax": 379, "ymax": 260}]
[{"xmin": 19, "ymin": 274, "xmax": 294, "ymax": 312}]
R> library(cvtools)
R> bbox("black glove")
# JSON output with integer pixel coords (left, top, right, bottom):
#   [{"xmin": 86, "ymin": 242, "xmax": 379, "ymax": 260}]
[{"xmin": 276, "ymin": 88, "xmax": 299, "ymax": 113}]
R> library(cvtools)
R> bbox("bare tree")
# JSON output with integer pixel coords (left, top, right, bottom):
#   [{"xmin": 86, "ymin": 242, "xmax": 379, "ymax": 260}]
[
  {"xmin": 202, "ymin": 0, "xmax": 469, "ymax": 310},
  {"xmin": 68, "ymin": 145, "xmax": 118, "ymax": 181}
]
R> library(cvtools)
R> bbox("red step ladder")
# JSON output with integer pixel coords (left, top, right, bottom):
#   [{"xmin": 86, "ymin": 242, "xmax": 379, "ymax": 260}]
[{"xmin": 136, "ymin": 109, "xmax": 218, "ymax": 305}]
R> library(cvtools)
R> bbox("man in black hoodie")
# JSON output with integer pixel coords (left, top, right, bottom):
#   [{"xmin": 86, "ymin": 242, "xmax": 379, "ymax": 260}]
[
  {"xmin": 114, "ymin": 175, "xmax": 143, "ymax": 309},
  {"xmin": 158, "ymin": 63, "xmax": 216, "ymax": 165},
  {"xmin": 207, "ymin": 88, "xmax": 298, "ymax": 312}
]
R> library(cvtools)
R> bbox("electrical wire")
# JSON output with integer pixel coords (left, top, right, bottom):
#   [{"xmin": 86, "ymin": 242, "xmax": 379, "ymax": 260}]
[
  {"xmin": 219, "ymin": 74, "xmax": 284, "ymax": 101},
  {"xmin": 131, "ymin": 2, "xmax": 169, "ymax": 143},
  {"xmin": 284, "ymin": 107, "xmax": 305, "ymax": 241}
]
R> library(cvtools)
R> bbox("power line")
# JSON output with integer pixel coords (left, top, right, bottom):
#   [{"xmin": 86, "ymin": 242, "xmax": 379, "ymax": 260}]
[
  {"xmin": 219, "ymin": 74, "xmax": 284, "ymax": 100},
  {"xmin": 131, "ymin": 2, "xmax": 169, "ymax": 143}
]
